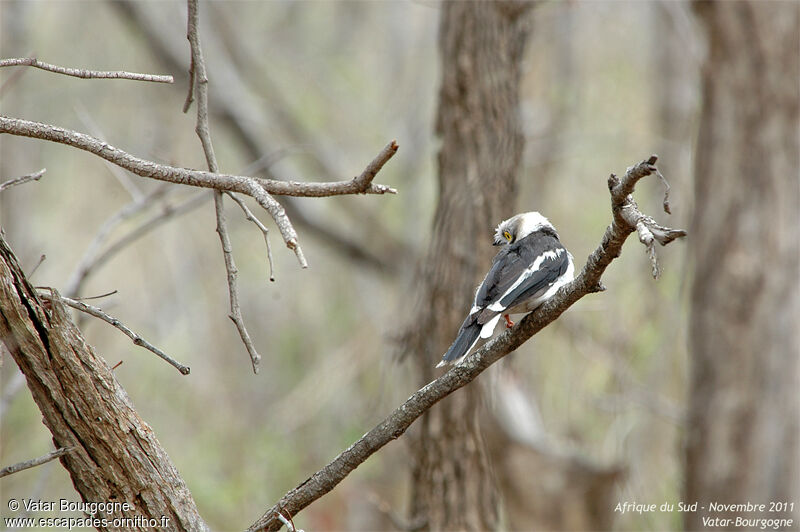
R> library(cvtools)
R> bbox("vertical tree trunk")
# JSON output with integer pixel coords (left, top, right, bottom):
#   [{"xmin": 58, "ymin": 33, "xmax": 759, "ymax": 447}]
[
  {"xmin": 402, "ymin": 2, "xmax": 533, "ymax": 529},
  {"xmin": 686, "ymin": 3, "xmax": 799, "ymax": 529},
  {"xmin": 0, "ymin": 234, "xmax": 208, "ymax": 532}
]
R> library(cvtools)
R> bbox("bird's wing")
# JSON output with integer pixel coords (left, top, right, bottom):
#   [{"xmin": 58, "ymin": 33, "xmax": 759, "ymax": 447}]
[
  {"xmin": 485, "ymin": 247, "xmax": 570, "ymax": 312},
  {"xmin": 474, "ymin": 234, "xmax": 569, "ymax": 319}
]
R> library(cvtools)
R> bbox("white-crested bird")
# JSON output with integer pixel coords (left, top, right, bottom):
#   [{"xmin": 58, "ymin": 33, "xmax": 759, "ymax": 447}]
[{"xmin": 437, "ymin": 211, "xmax": 574, "ymax": 367}]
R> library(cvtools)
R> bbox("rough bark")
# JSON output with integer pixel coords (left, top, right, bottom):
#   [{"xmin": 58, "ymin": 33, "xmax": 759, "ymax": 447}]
[
  {"xmin": 0, "ymin": 233, "xmax": 208, "ymax": 532},
  {"xmin": 402, "ymin": 2, "xmax": 533, "ymax": 529},
  {"xmin": 686, "ymin": 2, "xmax": 800, "ymax": 529}
]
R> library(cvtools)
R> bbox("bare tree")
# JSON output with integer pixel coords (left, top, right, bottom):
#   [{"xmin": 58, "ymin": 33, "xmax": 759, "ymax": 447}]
[{"xmin": 685, "ymin": 2, "xmax": 799, "ymax": 529}]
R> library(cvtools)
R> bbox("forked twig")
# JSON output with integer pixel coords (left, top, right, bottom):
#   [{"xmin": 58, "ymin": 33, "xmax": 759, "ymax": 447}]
[{"xmin": 39, "ymin": 291, "xmax": 190, "ymax": 375}]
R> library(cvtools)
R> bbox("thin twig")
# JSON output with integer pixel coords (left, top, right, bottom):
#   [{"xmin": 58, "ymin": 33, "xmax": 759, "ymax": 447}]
[
  {"xmin": 247, "ymin": 156, "xmax": 687, "ymax": 532},
  {"xmin": 75, "ymin": 289, "xmax": 118, "ymax": 301},
  {"xmin": 655, "ymin": 168, "xmax": 672, "ymax": 214},
  {"xmin": 65, "ymin": 188, "xmax": 207, "ymax": 297},
  {"xmin": 28, "ymin": 254, "xmax": 46, "ymax": 278},
  {"xmin": 0, "ymin": 168, "xmax": 45, "ymax": 192},
  {"xmin": 74, "ymin": 102, "xmax": 143, "ymax": 200},
  {"xmin": 39, "ymin": 291, "xmax": 190, "ymax": 375},
  {"xmin": 183, "ymin": 54, "xmax": 196, "ymax": 113},
  {"xmin": 258, "ymin": 140, "xmax": 399, "ymax": 197},
  {"xmin": 0, "ymin": 447, "xmax": 74, "ymax": 478},
  {"xmin": 225, "ymin": 192, "xmax": 275, "ymax": 281},
  {"xmin": 214, "ymin": 191, "xmax": 261, "ymax": 373},
  {"xmin": 0, "ymin": 57, "xmax": 173, "ymax": 83},
  {"xmin": 186, "ymin": 0, "xmax": 262, "ymax": 373}
]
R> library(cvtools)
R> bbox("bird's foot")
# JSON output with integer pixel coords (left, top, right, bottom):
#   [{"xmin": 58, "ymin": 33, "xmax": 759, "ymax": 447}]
[{"xmin": 503, "ymin": 314, "xmax": 514, "ymax": 328}]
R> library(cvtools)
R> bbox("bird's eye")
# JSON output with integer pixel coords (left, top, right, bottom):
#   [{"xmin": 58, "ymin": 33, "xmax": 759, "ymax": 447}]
[{"xmin": 503, "ymin": 231, "xmax": 512, "ymax": 241}]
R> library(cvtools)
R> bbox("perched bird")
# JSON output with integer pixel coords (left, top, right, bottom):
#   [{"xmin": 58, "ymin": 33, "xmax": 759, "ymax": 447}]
[{"xmin": 437, "ymin": 211, "xmax": 574, "ymax": 367}]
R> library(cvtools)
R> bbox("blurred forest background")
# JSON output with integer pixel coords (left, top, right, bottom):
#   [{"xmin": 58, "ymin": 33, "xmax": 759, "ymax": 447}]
[{"xmin": 0, "ymin": 1, "xmax": 796, "ymax": 531}]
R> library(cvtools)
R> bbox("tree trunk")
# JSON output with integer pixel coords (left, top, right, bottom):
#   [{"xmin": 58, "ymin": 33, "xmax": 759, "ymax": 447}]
[
  {"xmin": 686, "ymin": 2, "xmax": 800, "ymax": 529},
  {"xmin": 402, "ymin": 1, "xmax": 533, "ymax": 529},
  {"xmin": 0, "ymin": 233, "xmax": 208, "ymax": 532}
]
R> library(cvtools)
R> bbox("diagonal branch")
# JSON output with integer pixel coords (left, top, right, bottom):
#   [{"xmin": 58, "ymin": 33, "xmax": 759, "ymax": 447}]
[
  {"xmin": 39, "ymin": 291, "xmax": 191, "ymax": 375},
  {"xmin": 0, "ymin": 57, "xmax": 173, "ymax": 83},
  {"xmin": 247, "ymin": 155, "xmax": 687, "ymax": 532},
  {"xmin": 225, "ymin": 192, "xmax": 276, "ymax": 282},
  {"xmin": 64, "ymin": 184, "xmax": 174, "ymax": 296},
  {"xmin": 0, "ymin": 168, "xmax": 46, "ymax": 192}
]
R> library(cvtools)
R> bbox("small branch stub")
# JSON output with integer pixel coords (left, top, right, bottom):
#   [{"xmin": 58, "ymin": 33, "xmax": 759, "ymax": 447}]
[{"xmin": 0, "ymin": 447, "xmax": 74, "ymax": 478}]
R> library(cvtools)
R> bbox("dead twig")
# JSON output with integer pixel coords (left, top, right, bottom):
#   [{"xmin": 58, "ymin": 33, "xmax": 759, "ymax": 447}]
[
  {"xmin": 39, "ymin": 291, "xmax": 190, "ymax": 375},
  {"xmin": 185, "ymin": 0, "xmax": 262, "ymax": 373},
  {"xmin": 0, "ymin": 447, "xmax": 74, "ymax": 478},
  {"xmin": 0, "ymin": 168, "xmax": 45, "ymax": 192},
  {"xmin": 0, "ymin": 57, "xmax": 173, "ymax": 83},
  {"xmin": 65, "ymin": 189, "xmax": 208, "ymax": 298},
  {"xmin": 225, "ymin": 192, "xmax": 275, "ymax": 282}
]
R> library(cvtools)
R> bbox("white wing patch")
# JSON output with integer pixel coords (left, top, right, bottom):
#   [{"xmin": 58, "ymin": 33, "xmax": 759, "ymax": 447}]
[
  {"xmin": 480, "ymin": 314, "xmax": 502, "ymax": 338},
  {"xmin": 486, "ymin": 248, "xmax": 563, "ymax": 312}
]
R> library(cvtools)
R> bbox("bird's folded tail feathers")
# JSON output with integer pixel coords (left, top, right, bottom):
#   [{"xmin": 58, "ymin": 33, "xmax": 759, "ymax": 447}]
[{"xmin": 436, "ymin": 318, "xmax": 482, "ymax": 368}]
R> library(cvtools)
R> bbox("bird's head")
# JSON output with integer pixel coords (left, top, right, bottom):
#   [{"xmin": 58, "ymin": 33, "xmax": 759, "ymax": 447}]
[{"xmin": 493, "ymin": 211, "xmax": 556, "ymax": 245}]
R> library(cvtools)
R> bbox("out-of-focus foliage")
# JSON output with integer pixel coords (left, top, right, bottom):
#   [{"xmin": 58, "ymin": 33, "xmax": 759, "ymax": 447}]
[{"xmin": 1, "ymin": 2, "xmax": 697, "ymax": 530}]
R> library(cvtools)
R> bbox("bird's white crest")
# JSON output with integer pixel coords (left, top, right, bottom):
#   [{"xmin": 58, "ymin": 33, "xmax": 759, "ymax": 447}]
[{"xmin": 513, "ymin": 211, "xmax": 555, "ymax": 239}]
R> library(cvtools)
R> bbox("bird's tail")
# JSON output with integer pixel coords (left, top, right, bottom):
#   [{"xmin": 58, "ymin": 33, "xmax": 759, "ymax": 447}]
[{"xmin": 436, "ymin": 317, "xmax": 482, "ymax": 368}]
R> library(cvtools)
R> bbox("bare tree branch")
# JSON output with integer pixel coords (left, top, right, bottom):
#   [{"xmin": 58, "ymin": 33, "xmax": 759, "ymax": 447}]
[
  {"xmin": 74, "ymin": 102, "xmax": 144, "ymax": 200},
  {"xmin": 39, "ymin": 291, "xmax": 191, "ymax": 375},
  {"xmin": 0, "ymin": 117, "xmax": 396, "ymax": 254},
  {"xmin": 110, "ymin": 0, "xmax": 406, "ymax": 274},
  {"xmin": 65, "ymin": 189, "xmax": 209, "ymax": 298},
  {"xmin": 0, "ymin": 447, "xmax": 74, "ymax": 478},
  {"xmin": 247, "ymin": 155, "xmax": 687, "ymax": 532},
  {"xmin": 0, "ymin": 168, "xmax": 45, "ymax": 192},
  {"xmin": 0, "ymin": 57, "xmax": 173, "ymax": 83},
  {"xmin": 268, "ymin": 140, "xmax": 398, "ymax": 197},
  {"xmin": 184, "ymin": 0, "xmax": 263, "ymax": 373},
  {"xmin": 65, "ymin": 185, "xmax": 172, "ymax": 295}
]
